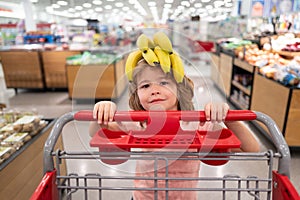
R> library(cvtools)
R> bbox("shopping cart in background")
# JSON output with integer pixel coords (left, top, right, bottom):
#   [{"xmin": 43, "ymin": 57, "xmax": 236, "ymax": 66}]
[
  {"xmin": 187, "ymin": 39, "xmax": 214, "ymax": 62},
  {"xmin": 177, "ymin": 37, "xmax": 214, "ymax": 64},
  {"xmin": 30, "ymin": 110, "xmax": 300, "ymax": 200}
]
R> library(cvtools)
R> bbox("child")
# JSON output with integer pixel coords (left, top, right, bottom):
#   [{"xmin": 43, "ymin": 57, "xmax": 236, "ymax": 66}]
[{"xmin": 89, "ymin": 35, "xmax": 259, "ymax": 200}]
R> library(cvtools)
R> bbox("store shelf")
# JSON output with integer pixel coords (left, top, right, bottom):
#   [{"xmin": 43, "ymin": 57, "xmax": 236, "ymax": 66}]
[
  {"xmin": 229, "ymin": 96, "xmax": 248, "ymax": 110},
  {"xmin": 274, "ymin": 50, "xmax": 300, "ymax": 58},
  {"xmin": 210, "ymin": 53, "xmax": 220, "ymax": 87},
  {"xmin": 233, "ymin": 58, "xmax": 255, "ymax": 73},
  {"xmin": 41, "ymin": 50, "xmax": 81, "ymax": 88},
  {"xmin": 250, "ymin": 73, "xmax": 300, "ymax": 146},
  {"xmin": 0, "ymin": 51, "xmax": 45, "ymax": 90},
  {"xmin": 232, "ymin": 80, "xmax": 251, "ymax": 96},
  {"xmin": 66, "ymin": 57, "xmax": 126, "ymax": 99},
  {"xmin": 219, "ymin": 53, "xmax": 233, "ymax": 96},
  {"xmin": 0, "ymin": 119, "xmax": 66, "ymax": 200}
]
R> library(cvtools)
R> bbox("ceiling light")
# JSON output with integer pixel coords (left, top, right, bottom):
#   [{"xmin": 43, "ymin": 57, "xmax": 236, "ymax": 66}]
[
  {"xmin": 194, "ymin": 3, "xmax": 202, "ymax": 8},
  {"xmin": 52, "ymin": 4, "xmax": 60, "ymax": 9},
  {"xmin": 201, "ymin": 0, "xmax": 211, "ymax": 2},
  {"xmin": 83, "ymin": 3, "xmax": 92, "ymax": 8},
  {"xmin": 177, "ymin": 5, "xmax": 184, "ymax": 10},
  {"xmin": 148, "ymin": 2, "xmax": 156, "ymax": 7},
  {"xmin": 104, "ymin": 5, "xmax": 112, "ymax": 9},
  {"xmin": 165, "ymin": 0, "xmax": 174, "ymax": 3},
  {"xmin": 206, "ymin": 5, "xmax": 213, "ymax": 10},
  {"xmin": 189, "ymin": 7, "xmax": 196, "ymax": 12},
  {"xmin": 164, "ymin": 4, "xmax": 172, "ymax": 8},
  {"xmin": 95, "ymin": 7, "xmax": 103, "ymax": 12},
  {"xmin": 87, "ymin": 9, "xmax": 94, "ymax": 14},
  {"xmin": 68, "ymin": 8, "xmax": 75, "ymax": 12},
  {"xmin": 57, "ymin": 1, "xmax": 68, "ymax": 6},
  {"xmin": 115, "ymin": 2, "xmax": 124, "ymax": 7},
  {"xmin": 107, "ymin": 0, "xmax": 115, "ymax": 1},
  {"xmin": 46, "ymin": 6, "xmax": 53, "ymax": 12},
  {"xmin": 30, "ymin": 0, "xmax": 38, "ymax": 3},
  {"xmin": 75, "ymin": 6, "xmax": 83, "ymax": 10},
  {"xmin": 92, "ymin": 0, "xmax": 102, "ymax": 5},
  {"xmin": 122, "ymin": 7, "xmax": 130, "ymax": 11},
  {"xmin": 225, "ymin": 3, "xmax": 233, "ymax": 7},
  {"xmin": 181, "ymin": 1, "xmax": 190, "ymax": 7},
  {"xmin": 214, "ymin": 0, "xmax": 224, "ymax": 7},
  {"xmin": 129, "ymin": 0, "xmax": 136, "ymax": 4},
  {"xmin": 197, "ymin": 8, "xmax": 206, "ymax": 13}
]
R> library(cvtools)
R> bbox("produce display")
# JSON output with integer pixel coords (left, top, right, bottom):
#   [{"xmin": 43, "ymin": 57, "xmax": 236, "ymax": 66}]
[
  {"xmin": 66, "ymin": 51, "xmax": 119, "ymax": 65},
  {"xmin": 0, "ymin": 110, "xmax": 48, "ymax": 164},
  {"xmin": 235, "ymin": 44, "xmax": 300, "ymax": 87},
  {"xmin": 271, "ymin": 33, "xmax": 300, "ymax": 52},
  {"xmin": 217, "ymin": 38, "xmax": 252, "ymax": 52}
]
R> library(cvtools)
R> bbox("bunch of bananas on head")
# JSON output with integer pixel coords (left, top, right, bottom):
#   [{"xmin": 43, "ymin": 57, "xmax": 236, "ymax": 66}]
[{"xmin": 125, "ymin": 31, "xmax": 185, "ymax": 83}]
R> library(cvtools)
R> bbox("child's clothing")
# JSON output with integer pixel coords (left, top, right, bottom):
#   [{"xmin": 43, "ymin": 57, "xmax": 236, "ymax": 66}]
[
  {"xmin": 120, "ymin": 121, "xmax": 219, "ymax": 200},
  {"xmin": 133, "ymin": 156, "xmax": 200, "ymax": 200}
]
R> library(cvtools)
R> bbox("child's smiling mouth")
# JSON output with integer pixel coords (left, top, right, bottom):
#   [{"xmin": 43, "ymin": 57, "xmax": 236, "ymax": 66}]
[{"xmin": 149, "ymin": 98, "xmax": 165, "ymax": 103}]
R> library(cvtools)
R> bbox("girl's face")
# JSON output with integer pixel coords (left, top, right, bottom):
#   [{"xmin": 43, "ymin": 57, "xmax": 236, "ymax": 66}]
[{"xmin": 136, "ymin": 66, "xmax": 178, "ymax": 111}]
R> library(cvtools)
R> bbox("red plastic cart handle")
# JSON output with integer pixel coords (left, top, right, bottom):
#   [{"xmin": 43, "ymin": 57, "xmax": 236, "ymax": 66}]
[{"xmin": 74, "ymin": 110, "xmax": 257, "ymax": 122}]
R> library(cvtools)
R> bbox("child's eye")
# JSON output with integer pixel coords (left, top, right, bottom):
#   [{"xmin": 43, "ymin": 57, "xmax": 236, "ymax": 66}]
[
  {"xmin": 140, "ymin": 84, "xmax": 150, "ymax": 89},
  {"xmin": 160, "ymin": 81, "xmax": 169, "ymax": 85}
]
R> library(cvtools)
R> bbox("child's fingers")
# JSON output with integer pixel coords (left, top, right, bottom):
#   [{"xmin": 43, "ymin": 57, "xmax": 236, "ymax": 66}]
[
  {"xmin": 204, "ymin": 103, "xmax": 211, "ymax": 121},
  {"xmin": 103, "ymin": 103, "xmax": 113, "ymax": 125},
  {"xmin": 93, "ymin": 103, "xmax": 99, "ymax": 119},
  {"xmin": 97, "ymin": 104, "xmax": 105, "ymax": 124},
  {"xmin": 217, "ymin": 103, "xmax": 223, "ymax": 122},
  {"xmin": 210, "ymin": 104, "xmax": 217, "ymax": 122},
  {"xmin": 109, "ymin": 103, "xmax": 116, "ymax": 122},
  {"xmin": 205, "ymin": 102, "xmax": 229, "ymax": 122},
  {"xmin": 222, "ymin": 103, "xmax": 229, "ymax": 120}
]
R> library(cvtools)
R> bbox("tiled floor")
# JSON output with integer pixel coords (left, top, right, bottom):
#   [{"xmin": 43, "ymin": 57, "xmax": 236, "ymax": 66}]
[{"xmin": 0, "ymin": 57, "xmax": 299, "ymax": 199}]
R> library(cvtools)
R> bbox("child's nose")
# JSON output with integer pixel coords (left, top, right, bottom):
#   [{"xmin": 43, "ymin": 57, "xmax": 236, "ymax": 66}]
[{"xmin": 150, "ymin": 84, "xmax": 160, "ymax": 95}]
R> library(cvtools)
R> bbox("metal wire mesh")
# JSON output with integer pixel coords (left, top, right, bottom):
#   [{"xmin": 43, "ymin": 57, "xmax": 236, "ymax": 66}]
[{"xmin": 53, "ymin": 150, "xmax": 277, "ymax": 200}]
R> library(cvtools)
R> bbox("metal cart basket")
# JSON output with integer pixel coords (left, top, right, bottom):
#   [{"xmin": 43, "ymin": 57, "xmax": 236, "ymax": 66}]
[{"xmin": 31, "ymin": 110, "xmax": 300, "ymax": 200}]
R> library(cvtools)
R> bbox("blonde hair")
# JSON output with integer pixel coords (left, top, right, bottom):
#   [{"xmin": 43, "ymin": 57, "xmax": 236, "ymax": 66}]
[{"xmin": 128, "ymin": 59, "xmax": 194, "ymax": 111}]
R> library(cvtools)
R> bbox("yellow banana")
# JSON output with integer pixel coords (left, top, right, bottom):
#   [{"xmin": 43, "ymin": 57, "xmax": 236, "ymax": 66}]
[
  {"xmin": 142, "ymin": 48, "xmax": 159, "ymax": 66},
  {"xmin": 136, "ymin": 34, "xmax": 149, "ymax": 51},
  {"xmin": 154, "ymin": 46, "xmax": 171, "ymax": 73},
  {"xmin": 148, "ymin": 37, "xmax": 156, "ymax": 49},
  {"xmin": 153, "ymin": 31, "xmax": 173, "ymax": 53},
  {"xmin": 125, "ymin": 50, "xmax": 143, "ymax": 81},
  {"xmin": 170, "ymin": 52, "xmax": 184, "ymax": 83}
]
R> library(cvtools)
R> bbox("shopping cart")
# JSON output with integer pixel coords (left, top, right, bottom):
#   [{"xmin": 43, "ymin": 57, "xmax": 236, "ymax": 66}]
[
  {"xmin": 30, "ymin": 110, "xmax": 300, "ymax": 200},
  {"xmin": 186, "ymin": 39, "xmax": 214, "ymax": 62}
]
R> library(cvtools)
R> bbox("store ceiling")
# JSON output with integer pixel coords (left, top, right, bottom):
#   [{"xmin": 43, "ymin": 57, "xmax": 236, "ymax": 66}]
[{"xmin": 1, "ymin": 0, "xmax": 234, "ymax": 23}]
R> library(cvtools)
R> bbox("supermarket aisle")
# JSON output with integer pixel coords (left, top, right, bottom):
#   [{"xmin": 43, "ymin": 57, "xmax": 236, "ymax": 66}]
[{"xmin": 0, "ymin": 59, "xmax": 299, "ymax": 199}]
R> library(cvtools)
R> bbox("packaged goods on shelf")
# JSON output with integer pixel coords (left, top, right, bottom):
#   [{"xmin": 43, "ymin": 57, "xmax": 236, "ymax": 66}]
[
  {"xmin": 0, "ymin": 108, "xmax": 48, "ymax": 164},
  {"xmin": 0, "ymin": 147, "xmax": 14, "ymax": 164},
  {"xmin": 1, "ymin": 132, "xmax": 31, "ymax": 149},
  {"xmin": 0, "ymin": 124, "xmax": 14, "ymax": 136},
  {"xmin": 13, "ymin": 115, "xmax": 41, "ymax": 134}
]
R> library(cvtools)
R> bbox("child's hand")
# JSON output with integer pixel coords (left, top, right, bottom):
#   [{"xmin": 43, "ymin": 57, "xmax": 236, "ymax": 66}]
[
  {"xmin": 204, "ymin": 102, "xmax": 230, "ymax": 123},
  {"xmin": 93, "ymin": 101, "xmax": 117, "ymax": 125}
]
